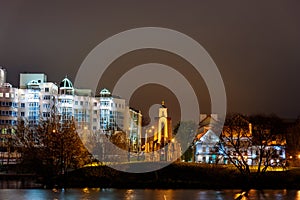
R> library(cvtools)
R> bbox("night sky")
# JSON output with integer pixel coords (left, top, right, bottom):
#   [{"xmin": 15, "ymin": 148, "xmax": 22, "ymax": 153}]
[{"xmin": 1, "ymin": 1, "xmax": 300, "ymax": 123}]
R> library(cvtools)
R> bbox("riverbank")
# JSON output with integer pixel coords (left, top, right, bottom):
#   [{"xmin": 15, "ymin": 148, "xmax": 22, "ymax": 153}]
[{"xmin": 55, "ymin": 162, "xmax": 300, "ymax": 189}]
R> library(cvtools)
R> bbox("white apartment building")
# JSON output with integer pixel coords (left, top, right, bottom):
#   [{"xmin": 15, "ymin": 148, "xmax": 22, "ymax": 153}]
[
  {"xmin": 18, "ymin": 73, "xmax": 58, "ymax": 126},
  {"xmin": 0, "ymin": 83, "xmax": 18, "ymax": 134},
  {"xmin": 99, "ymin": 88, "xmax": 126, "ymax": 133},
  {"xmin": 0, "ymin": 69, "xmax": 143, "ymax": 159}
]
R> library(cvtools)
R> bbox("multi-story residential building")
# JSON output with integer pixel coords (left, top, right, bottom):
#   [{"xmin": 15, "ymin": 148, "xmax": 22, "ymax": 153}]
[
  {"xmin": 0, "ymin": 68, "xmax": 144, "ymax": 163},
  {"xmin": 0, "ymin": 78, "xmax": 19, "ymax": 164},
  {"xmin": 99, "ymin": 88, "xmax": 126, "ymax": 133},
  {"xmin": 18, "ymin": 73, "xmax": 58, "ymax": 126},
  {"xmin": 73, "ymin": 89, "xmax": 93, "ymax": 130},
  {"xmin": 0, "ymin": 83, "xmax": 18, "ymax": 134},
  {"xmin": 39, "ymin": 82, "xmax": 58, "ymax": 119},
  {"xmin": 58, "ymin": 77, "xmax": 74, "ymax": 123},
  {"xmin": 125, "ymin": 107, "xmax": 142, "ymax": 153}
]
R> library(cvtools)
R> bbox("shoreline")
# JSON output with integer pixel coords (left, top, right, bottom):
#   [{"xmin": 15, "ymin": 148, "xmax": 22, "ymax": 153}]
[
  {"xmin": 59, "ymin": 162, "xmax": 300, "ymax": 190},
  {"xmin": 1, "ymin": 162, "xmax": 300, "ymax": 190}
]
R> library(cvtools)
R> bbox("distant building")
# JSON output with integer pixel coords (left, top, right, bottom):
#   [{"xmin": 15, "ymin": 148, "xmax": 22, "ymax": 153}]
[
  {"xmin": 125, "ymin": 107, "xmax": 142, "ymax": 153},
  {"xmin": 194, "ymin": 114, "xmax": 286, "ymax": 166},
  {"xmin": 195, "ymin": 115, "xmax": 222, "ymax": 163},
  {"xmin": 0, "ymin": 67, "xmax": 7, "ymax": 86}
]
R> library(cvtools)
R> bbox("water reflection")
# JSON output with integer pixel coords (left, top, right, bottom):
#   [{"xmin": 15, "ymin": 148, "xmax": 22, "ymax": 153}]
[
  {"xmin": 0, "ymin": 189, "xmax": 299, "ymax": 200},
  {"xmin": 124, "ymin": 189, "xmax": 135, "ymax": 200}
]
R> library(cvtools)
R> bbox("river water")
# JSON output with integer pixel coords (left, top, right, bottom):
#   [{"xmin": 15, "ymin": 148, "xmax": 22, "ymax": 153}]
[{"xmin": 0, "ymin": 189, "xmax": 299, "ymax": 200}]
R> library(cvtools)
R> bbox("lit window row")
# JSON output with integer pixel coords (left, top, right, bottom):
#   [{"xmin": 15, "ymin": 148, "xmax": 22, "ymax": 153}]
[
  {"xmin": 0, "ymin": 102, "xmax": 18, "ymax": 108},
  {"xmin": 0, "ymin": 110, "xmax": 18, "ymax": 117}
]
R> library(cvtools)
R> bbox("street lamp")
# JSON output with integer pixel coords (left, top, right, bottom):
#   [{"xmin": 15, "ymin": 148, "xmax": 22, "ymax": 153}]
[
  {"xmin": 146, "ymin": 129, "xmax": 152, "ymax": 152},
  {"xmin": 127, "ymin": 136, "xmax": 132, "ymax": 162},
  {"xmin": 145, "ymin": 126, "xmax": 155, "ymax": 161}
]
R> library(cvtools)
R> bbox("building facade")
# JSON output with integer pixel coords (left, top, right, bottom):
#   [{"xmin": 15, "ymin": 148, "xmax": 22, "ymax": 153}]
[
  {"xmin": 0, "ymin": 82, "xmax": 19, "ymax": 164},
  {"xmin": 0, "ymin": 69, "xmax": 143, "ymax": 163},
  {"xmin": 194, "ymin": 114, "xmax": 286, "ymax": 166},
  {"xmin": 144, "ymin": 101, "xmax": 181, "ymax": 162}
]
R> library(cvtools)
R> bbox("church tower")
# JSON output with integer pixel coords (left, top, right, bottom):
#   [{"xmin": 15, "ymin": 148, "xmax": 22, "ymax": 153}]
[{"xmin": 157, "ymin": 101, "xmax": 172, "ymax": 145}]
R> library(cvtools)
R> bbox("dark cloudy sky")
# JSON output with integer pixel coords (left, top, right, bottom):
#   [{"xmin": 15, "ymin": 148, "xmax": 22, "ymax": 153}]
[{"xmin": 1, "ymin": 0, "xmax": 300, "ymax": 121}]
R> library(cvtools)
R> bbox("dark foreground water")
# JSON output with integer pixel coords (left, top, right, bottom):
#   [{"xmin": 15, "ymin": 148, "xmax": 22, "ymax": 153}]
[{"xmin": 0, "ymin": 189, "xmax": 299, "ymax": 200}]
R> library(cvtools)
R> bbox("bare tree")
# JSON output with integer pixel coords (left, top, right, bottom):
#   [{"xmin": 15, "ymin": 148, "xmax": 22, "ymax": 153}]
[
  {"xmin": 14, "ymin": 118, "xmax": 43, "ymax": 172},
  {"xmin": 287, "ymin": 117, "xmax": 300, "ymax": 163},
  {"xmin": 14, "ymin": 115, "xmax": 91, "ymax": 176},
  {"xmin": 218, "ymin": 114, "xmax": 286, "ymax": 178},
  {"xmin": 249, "ymin": 114, "xmax": 285, "ymax": 174},
  {"xmin": 218, "ymin": 114, "xmax": 252, "ymax": 176},
  {"xmin": 0, "ymin": 125, "xmax": 19, "ymax": 170}
]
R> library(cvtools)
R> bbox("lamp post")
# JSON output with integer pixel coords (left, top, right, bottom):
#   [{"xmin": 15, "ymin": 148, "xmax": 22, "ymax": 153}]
[
  {"xmin": 128, "ymin": 137, "xmax": 131, "ymax": 162},
  {"xmin": 146, "ymin": 129, "xmax": 151, "ymax": 153},
  {"xmin": 146, "ymin": 126, "xmax": 155, "ymax": 161}
]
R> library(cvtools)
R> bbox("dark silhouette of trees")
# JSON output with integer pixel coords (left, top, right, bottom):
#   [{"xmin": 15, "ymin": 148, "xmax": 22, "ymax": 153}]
[
  {"xmin": 109, "ymin": 131, "xmax": 128, "ymax": 151},
  {"xmin": 0, "ymin": 125, "xmax": 18, "ymax": 171},
  {"xmin": 218, "ymin": 114, "xmax": 286, "ymax": 179},
  {"xmin": 287, "ymin": 117, "xmax": 300, "ymax": 165},
  {"xmin": 14, "ymin": 115, "xmax": 92, "ymax": 176},
  {"xmin": 249, "ymin": 114, "xmax": 285, "ymax": 175},
  {"xmin": 218, "ymin": 113, "xmax": 252, "ymax": 176},
  {"xmin": 88, "ymin": 130, "xmax": 128, "ymax": 163}
]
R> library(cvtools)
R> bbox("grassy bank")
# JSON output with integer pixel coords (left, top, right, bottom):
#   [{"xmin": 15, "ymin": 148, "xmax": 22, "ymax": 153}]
[{"xmin": 54, "ymin": 162, "xmax": 300, "ymax": 189}]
